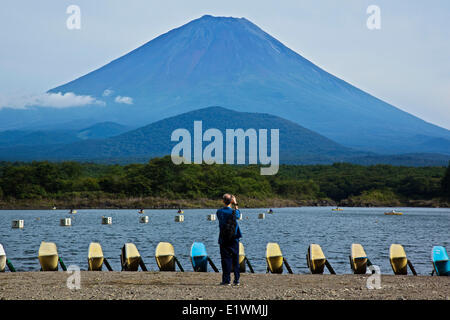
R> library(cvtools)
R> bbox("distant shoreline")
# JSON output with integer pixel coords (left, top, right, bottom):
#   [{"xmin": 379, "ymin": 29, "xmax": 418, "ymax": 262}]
[{"xmin": 0, "ymin": 197, "xmax": 448, "ymax": 210}]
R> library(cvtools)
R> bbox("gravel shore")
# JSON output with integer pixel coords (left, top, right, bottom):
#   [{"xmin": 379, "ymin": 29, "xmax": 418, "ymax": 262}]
[{"xmin": 0, "ymin": 272, "xmax": 448, "ymax": 300}]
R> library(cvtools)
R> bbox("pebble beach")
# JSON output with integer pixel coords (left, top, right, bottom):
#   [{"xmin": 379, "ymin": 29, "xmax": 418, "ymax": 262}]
[{"xmin": 0, "ymin": 272, "xmax": 448, "ymax": 300}]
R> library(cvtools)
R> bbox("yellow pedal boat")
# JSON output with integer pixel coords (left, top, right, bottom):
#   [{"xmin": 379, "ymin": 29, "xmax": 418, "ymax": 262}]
[
  {"xmin": 266, "ymin": 243, "xmax": 284, "ymax": 274},
  {"xmin": 389, "ymin": 244, "xmax": 408, "ymax": 275},
  {"xmin": 384, "ymin": 210, "xmax": 403, "ymax": 215},
  {"xmin": 155, "ymin": 242, "xmax": 176, "ymax": 271},
  {"xmin": 121, "ymin": 243, "xmax": 141, "ymax": 271},
  {"xmin": 38, "ymin": 242, "xmax": 59, "ymax": 271},
  {"xmin": 88, "ymin": 242, "xmax": 104, "ymax": 271},
  {"xmin": 307, "ymin": 244, "xmax": 327, "ymax": 274},
  {"xmin": 350, "ymin": 243, "xmax": 368, "ymax": 274}
]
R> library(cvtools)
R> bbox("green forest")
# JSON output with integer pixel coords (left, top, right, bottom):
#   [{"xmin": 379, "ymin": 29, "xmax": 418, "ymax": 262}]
[{"xmin": 0, "ymin": 156, "xmax": 449, "ymax": 209}]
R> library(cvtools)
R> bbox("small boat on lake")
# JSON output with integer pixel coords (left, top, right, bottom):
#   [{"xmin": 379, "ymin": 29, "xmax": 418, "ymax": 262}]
[
  {"xmin": 384, "ymin": 210, "xmax": 402, "ymax": 215},
  {"xmin": 332, "ymin": 207, "xmax": 343, "ymax": 212},
  {"xmin": 431, "ymin": 246, "xmax": 450, "ymax": 276},
  {"xmin": 267, "ymin": 209, "xmax": 274, "ymax": 214},
  {"xmin": 88, "ymin": 242, "xmax": 104, "ymax": 271},
  {"xmin": 138, "ymin": 209, "xmax": 145, "ymax": 214},
  {"xmin": 38, "ymin": 242, "xmax": 59, "ymax": 271},
  {"xmin": 69, "ymin": 209, "xmax": 77, "ymax": 214},
  {"xmin": 177, "ymin": 208, "xmax": 184, "ymax": 214}
]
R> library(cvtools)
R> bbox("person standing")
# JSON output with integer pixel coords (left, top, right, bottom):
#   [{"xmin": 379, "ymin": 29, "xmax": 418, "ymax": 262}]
[{"xmin": 217, "ymin": 193, "xmax": 242, "ymax": 286}]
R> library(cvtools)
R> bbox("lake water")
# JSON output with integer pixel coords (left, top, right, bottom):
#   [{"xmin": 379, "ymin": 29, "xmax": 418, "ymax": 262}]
[{"xmin": 0, "ymin": 207, "xmax": 448, "ymax": 275}]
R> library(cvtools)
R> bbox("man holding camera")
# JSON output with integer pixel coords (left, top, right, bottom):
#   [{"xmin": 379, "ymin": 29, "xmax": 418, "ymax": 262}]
[{"xmin": 217, "ymin": 193, "xmax": 242, "ymax": 286}]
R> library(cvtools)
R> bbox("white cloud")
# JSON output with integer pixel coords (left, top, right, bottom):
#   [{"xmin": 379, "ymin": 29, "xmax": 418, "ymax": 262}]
[
  {"xmin": 102, "ymin": 89, "xmax": 114, "ymax": 97},
  {"xmin": 0, "ymin": 92, "xmax": 105, "ymax": 109},
  {"xmin": 114, "ymin": 95, "xmax": 133, "ymax": 104}
]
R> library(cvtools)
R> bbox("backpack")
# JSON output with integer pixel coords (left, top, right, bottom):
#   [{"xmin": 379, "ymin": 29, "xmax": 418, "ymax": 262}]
[{"xmin": 220, "ymin": 209, "xmax": 237, "ymax": 245}]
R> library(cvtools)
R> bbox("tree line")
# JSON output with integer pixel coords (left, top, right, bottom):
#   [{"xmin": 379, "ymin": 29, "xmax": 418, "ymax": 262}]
[{"xmin": 0, "ymin": 157, "xmax": 449, "ymax": 204}]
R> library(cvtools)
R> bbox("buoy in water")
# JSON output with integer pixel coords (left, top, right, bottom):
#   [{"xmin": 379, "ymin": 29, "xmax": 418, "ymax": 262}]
[
  {"xmin": 11, "ymin": 220, "xmax": 24, "ymax": 229},
  {"xmin": 60, "ymin": 218, "xmax": 71, "ymax": 226},
  {"xmin": 101, "ymin": 216, "xmax": 112, "ymax": 225},
  {"xmin": 175, "ymin": 215, "xmax": 184, "ymax": 222},
  {"xmin": 207, "ymin": 214, "xmax": 216, "ymax": 221},
  {"xmin": 139, "ymin": 216, "xmax": 149, "ymax": 223},
  {"xmin": 258, "ymin": 213, "xmax": 265, "ymax": 219}
]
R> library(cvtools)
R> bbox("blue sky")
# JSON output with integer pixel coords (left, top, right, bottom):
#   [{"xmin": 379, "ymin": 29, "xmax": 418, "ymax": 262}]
[{"xmin": 0, "ymin": 0, "xmax": 449, "ymax": 129}]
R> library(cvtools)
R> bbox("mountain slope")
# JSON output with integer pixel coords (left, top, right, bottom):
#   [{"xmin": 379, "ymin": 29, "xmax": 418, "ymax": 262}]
[
  {"xmin": 1, "ymin": 15, "xmax": 449, "ymax": 155},
  {"xmin": 0, "ymin": 107, "xmax": 367, "ymax": 163},
  {"xmin": 0, "ymin": 122, "xmax": 129, "ymax": 147}
]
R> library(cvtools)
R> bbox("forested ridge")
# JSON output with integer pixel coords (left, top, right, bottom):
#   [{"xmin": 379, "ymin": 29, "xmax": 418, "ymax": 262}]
[{"xmin": 0, "ymin": 156, "xmax": 449, "ymax": 208}]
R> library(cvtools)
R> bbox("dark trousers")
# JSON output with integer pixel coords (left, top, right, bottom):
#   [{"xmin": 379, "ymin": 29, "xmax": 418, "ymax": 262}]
[{"xmin": 220, "ymin": 239, "xmax": 240, "ymax": 284}]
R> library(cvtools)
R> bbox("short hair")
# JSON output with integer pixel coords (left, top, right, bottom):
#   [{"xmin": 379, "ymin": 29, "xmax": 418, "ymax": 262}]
[{"xmin": 223, "ymin": 193, "xmax": 232, "ymax": 205}]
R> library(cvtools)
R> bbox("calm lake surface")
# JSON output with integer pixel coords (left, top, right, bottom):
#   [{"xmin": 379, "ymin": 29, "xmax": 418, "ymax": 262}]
[{"xmin": 1, "ymin": 207, "xmax": 448, "ymax": 275}]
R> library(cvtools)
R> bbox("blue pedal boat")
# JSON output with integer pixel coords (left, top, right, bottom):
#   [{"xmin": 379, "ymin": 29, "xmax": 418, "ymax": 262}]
[
  {"xmin": 190, "ymin": 242, "xmax": 208, "ymax": 272},
  {"xmin": 432, "ymin": 246, "xmax": 450, "ymax": 276}
]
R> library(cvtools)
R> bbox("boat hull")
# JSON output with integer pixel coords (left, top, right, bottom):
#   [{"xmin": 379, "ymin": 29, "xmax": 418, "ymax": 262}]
[
  {"xmin": 121, "ymin": 243, "xmax": 141, "ymax": 271},
  {"xmin": 156, "ymin": 242, "xmax": 176, "ymax": 271},
  {"xmin": 88, "ymin": 242, "xmax": 104, "ymax": 271},
  {"xmin": 191, "ymin": 242, "xmax": 208, "ymax": 272},
  {"xmin": 38, "ymin": 242, "xmax": 59, "ymax": 271},
  {"xmin": 0, "ymin": 244, "xmax": 5, "ymax": 272},
  {"xmin": 432, "ymin": 246, "xmax": 450, "ymax": 276},
  {"xmin": 351, "ymin": 244, "xmax": 368, "ymax": 274},
  {"xmin": 390, "ymin": 244, "xmax": 408, "ymax": 275},
  {"xmin": 384, "ymin": 211, "xmax": 402, "ymax": 215},
  {"xmin": 0, "ymin": 256, "xmax": 5, "ymax": 272},
  {"xmin": 239, "ymin": 242, "xmax": 246, "ymax": 272},
  {"xmin": 266, "ymin": 243, "xmax": 283, "ymax": 274},
  {"xmin": 308, "ymin": 244, "xmax": 326, "ymax": 274}
]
